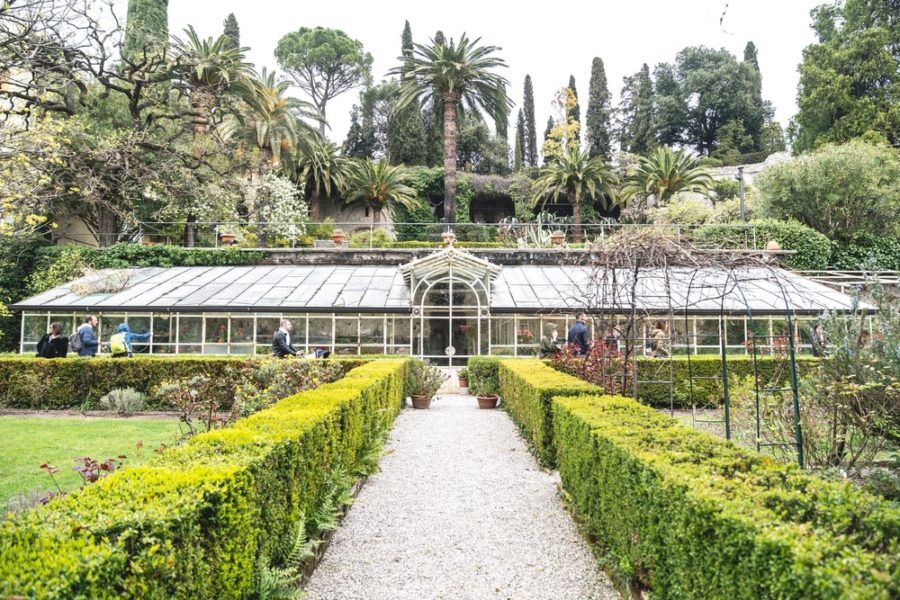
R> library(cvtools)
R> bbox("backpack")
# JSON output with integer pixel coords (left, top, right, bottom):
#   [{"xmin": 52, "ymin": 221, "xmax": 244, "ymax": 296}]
[
  {"xmin": 69, "ymin": 327, "xmax": 84, "ymax": 352},
  {"xmin": 109, "ymin": 332, "xmax": 128, "ymax": 356}
]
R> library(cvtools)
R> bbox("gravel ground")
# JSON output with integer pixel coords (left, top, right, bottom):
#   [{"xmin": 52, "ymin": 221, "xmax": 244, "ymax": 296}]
[{"xmin": 304, "ymin": 395, "xmax": 618, "ymax": 600}]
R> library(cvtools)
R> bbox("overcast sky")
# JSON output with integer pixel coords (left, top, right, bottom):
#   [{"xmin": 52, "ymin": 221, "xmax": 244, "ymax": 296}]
[{"xmin": 164, "ymin": 0, "xmax": 823, "ymax": 145}]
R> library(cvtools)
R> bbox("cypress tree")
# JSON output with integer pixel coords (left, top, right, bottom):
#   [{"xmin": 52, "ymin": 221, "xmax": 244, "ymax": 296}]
[
  {"xmin": 223, "ymin": 13, "xmax": 240, "ymax": 51},
  {"xmin": 388, "ymin": 20, "xmax": 427, "ymax": 165},
  {"xmin": 514, "ymin": 109, "xmax": 525, "ymax": 171},
  {"xmin": 523, "ymin": 75, "xmax": 537, "ymax": 167},
  {"xmin": 567, "ymin": 75, "xmax": 580, "ymax": 142},
  {"xmin": 585, "ymin": 57, "xmax": 612, "ymax": 158},
  {"xmin": 123, "ymin": 0, "xmax": 169, "ymax": 61},
  {"xmin": 742, "ymin": 41, "xmax": 765, "ymax": 150},
  {"xmin": 616, "ymin": 64, "xmax": 655, "ymax": 153}
]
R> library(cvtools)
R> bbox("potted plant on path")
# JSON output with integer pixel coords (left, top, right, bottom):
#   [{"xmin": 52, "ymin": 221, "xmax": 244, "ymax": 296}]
[
  {"xmin": 457, "ymin": 367, "xmax": 469, "ymax": 392},
  {"xmin": 407, "ymin": 360, "xmax": 444, "ymax": 409},
  {"xmin": 472, "ymin": 377, "xmax": 499, "ymax": 409}
]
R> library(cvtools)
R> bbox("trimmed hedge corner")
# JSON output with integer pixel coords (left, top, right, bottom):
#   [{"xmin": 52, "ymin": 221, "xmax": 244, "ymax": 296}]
[
  {"xmin": 466, "ymin": 356, "xmax": 500, "ymax": 395},
  {"xmin": 497, "ymin": 359, "xmax": 598, "ymax": 466},
  {"xmin": 552, "ymin": 394, "xmax": 900, "ymax": 598},
  {"xmin": 0, "ymin": 358, "xmax": 411, "ymax": 599}
]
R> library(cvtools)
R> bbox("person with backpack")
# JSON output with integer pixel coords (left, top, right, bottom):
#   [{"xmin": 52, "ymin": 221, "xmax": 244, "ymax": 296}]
[
  {"xmin": 36, "ymin": 322, "xmax": 69, "ymax": 359},
  {"xmin": 109, "ymin": 323, "xmax": 151, "ymax": 358},
  {"xmin": 71, "ymin": 315, "xmax": 100, "ymax": 357}
]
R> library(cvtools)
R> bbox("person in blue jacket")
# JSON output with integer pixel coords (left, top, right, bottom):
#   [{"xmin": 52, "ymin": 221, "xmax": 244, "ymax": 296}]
[
  {"xmin": 567, "ymin": 311, "xmax": 591, "ymax": 357},
  {"xmin": 74, "ymin": 315, "xmax": 100, "ymax": 357},
  {"xmin": 109, "ymin": 323, "xmax": 151, "ymax": 358}
]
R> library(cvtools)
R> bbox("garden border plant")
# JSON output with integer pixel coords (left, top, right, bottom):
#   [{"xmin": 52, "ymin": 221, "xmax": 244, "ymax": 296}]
[{"xmin": 0, "ymin": 358, "xmax": 411, "ymax": 598}]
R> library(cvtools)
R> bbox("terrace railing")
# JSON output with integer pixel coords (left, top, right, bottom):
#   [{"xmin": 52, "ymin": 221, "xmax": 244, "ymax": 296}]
[{"xmin": 51, "ymin": 221, "xmax": 764, "ymax": 251}]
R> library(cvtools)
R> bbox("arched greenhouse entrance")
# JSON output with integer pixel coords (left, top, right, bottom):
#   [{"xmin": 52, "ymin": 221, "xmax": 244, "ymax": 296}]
[{"xmin": 401, "ymin": 246, "xmax": 498, "ymax": 368}]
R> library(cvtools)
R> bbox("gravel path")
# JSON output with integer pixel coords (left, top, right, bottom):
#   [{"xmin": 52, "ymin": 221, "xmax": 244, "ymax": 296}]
[{"xmin": 304, "ymin": 395, "xmax": 618, "ymax": 600}]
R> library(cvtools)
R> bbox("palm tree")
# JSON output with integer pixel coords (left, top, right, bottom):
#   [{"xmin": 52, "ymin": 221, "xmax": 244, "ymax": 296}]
[
  {"xmin": 294, "ymin": 141, "xmax": 350, "ymax": 222},
  {"xmin": 171, "ymin": 26, "xmax": 251, "ymax": 247},
  {"xmin": 391, "ymin": 34, "xmax": 511, "ymax": 228},
  {"xmin": 623, "ymin": 146, "xmax": 713, "ymax": 205},
  {"xmin": 223, "ymin": 68, "xmax": 319, "ymax": 177},
  {"xmin": 531, "ymin": 145, "xmax": 619, "ymax": 242},
  {"xmin": 345, "ymin": 160, "xmax": 419, "ymax": 223}
]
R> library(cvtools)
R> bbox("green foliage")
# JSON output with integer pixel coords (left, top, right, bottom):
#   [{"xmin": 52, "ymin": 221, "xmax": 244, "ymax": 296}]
[
  {"xmin": 585, "ymin": 57, "xmax": 612, "ymax": 158},
  {"xmin": 615, "ymin": 63, "xmax": 655, "ymax": 154},
  {"xmin": 348, "ymin": 228, "xmax": 394, "ymax": 248},
  {"xmin": 0, "ymin": 356, "xmax": 354, "ymax": 411},
  {"xmin": 552, "ymin": 394, "xmax": 899, "ymax": 598},
  {"xmin": 274, "ymin": 27, "xmax": 373, "ymax": 133},
  {"xmin": 497, "ymin": 359, "xmax": 598, "ymax": 466},
  {"xmin": 514, "ymin": 110, "xmax": 526, "ymax": 171},
  {"xmin": 648, "ymin": 196, "xmax": 713, "ymax": 225},
  {"xmin": 566, "ymin": 75, "xmax": 580, "ymax": 142},
  {"xmin": 0, "ymin": 359, "xmax": 410, "ymax": 598},
  {"xmin": 405, "ymin": 359, "xmax": 444, "ymax": 397},
  {"xmin": 123, "ymin": 0, "xmax": 169, "ymax": 61},
  {"xmin": 222, "ymin": 14, "xmax": 240, "ymax": 51},
  {"xmin": 622, "ymin": 146, "xmax": 713, "ymax": 205},
  {"xmin": 466, "ymin": 356, "xmax": 500, "ymax": 397},
  {"xmin": 695, "ymin": 218, "xmax": 832, "ymax": 270},
  {"xmin": 712, "ymin": 178, "xmax": 740, "ymax": 202},
  {"xmin": 757, "ymin": 141, "xmax": 900, "ymax": 239},
  {"xmin": 523, "ymin": 75, "xmax": 538, "ymax": 167},
  {"xmin": 25, "ymin": 244, "xmax": 265, "ymax": 297},
  {"xmin": 793, "ymin": 0, "xmax": 900, "ymax": 152},
  {"xmin": 344, "ymin": 160, "xmax": 419, "ymax": 221},
  {"xmin": 829, "ymin": 234, "xmax": 900, "ymax": 270},
  {"xmin": 0, "ymin": 238, "xmax": 46, "ymax": 348}
]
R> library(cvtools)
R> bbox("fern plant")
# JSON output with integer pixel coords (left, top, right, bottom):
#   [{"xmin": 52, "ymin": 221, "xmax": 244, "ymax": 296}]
[{"xmin": 255, "ymin": 518, "xmax": 316, "ymax": 600}]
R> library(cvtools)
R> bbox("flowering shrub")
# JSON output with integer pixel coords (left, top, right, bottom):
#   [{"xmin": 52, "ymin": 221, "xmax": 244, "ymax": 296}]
[{"xmin": 554, "ymin": 337, "xmax": 633, "ymax": 396}]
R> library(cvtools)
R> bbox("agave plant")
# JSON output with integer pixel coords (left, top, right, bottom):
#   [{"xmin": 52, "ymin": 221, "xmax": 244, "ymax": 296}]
[
  {"xmin": 344, "ymin": 160, "xmax": 419, "ymax": 223},
  {"xmin": 622, "ymin": 146, "xmax": 713, "ymax": 205}
]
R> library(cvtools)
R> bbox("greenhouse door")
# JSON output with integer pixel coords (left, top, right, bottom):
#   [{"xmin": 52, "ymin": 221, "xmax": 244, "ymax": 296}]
[{"xmin": 416, "ymin": 278, "xmax": 487, "ymax": 368}]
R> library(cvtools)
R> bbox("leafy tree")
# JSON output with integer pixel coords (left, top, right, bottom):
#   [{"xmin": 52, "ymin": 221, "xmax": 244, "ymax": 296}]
[
  {"xmin": 423, "ymin": 30, "xmax": 447, "ymax": 167},
  {"xmin": 523, "ymin": 75, "xmax": 538, "ymax": 167},
  {"xmin": 793, "ymin": 0, "xmax": 900, "ymax": 151},
  {"xmin": 388, "ymin": 21, "xmax": 428, "ymax": 166},
  {"xmin": 567, "ymin": 75, "xmax": 580, "ymax": 142},
  {"xmin": 123, "ymin": 0, "xmax": 169, "ymax": 61},
  {"xmin": 275, "ymin": 27, "xmax": 373, "ymax": 136},
  {"xmin": 392, "ymin": 33, "xmax": 511, "ymax": 226},
  {"xmin": 295, "ymin": 141, "xmax": 350, "ymax": 221},
  {"xmin": 223, "ymin": 13, "xmax": 240, "ymax": 51},
  {"xmin": 531, "ymin": 145, "xmax": 619, "ymax": 241},
  {"xmin": 615, "ymin": 63, "xmax": 655, "ymax": 153},
  {"xmin": 514, "ymin": 109, "xmax": 525, "ymax": 171},
  {"xmin": 655, "ymin": 46, "xmax": 766, "ymax": 156},
  {"xmin": 757, "ymin": 140, "xmax": 900, "ymax": 238},
  {"xmin": 494, "ymin": 82, "xmax": 510, "ymax": 139},
  {"xmin": 343, "ymin": 106, "xmax": 372, "ymax": 159},
  {"xmin": 345, "ymin": 160, "xmax": 419, "ymax": 222},
  {"xmin": 456, "ymin": 113, "xmax": 510, "ymax": 175},
  {"xmin": 542, "ymin": 116, "xmax": 554, "ymax": 163},
  {"xmin": 623, "ymin": 146, "xmax": 713, "ymax": 205},
  {"xmin": 585, "ymin": 57, "xmax": 612, "ymax": 158}
]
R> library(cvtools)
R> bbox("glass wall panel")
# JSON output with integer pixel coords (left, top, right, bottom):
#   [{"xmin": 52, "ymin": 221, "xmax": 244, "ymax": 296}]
[
  {"xmin": 308, "ymin": 317, "xmax": 332, "ymax": 348},
  {"xmin": 152, "ymin": 313, "xmax": 175, "ymax": 345},
  {"xmin": 388, "ymin": 317, "xmax": 410, "ymax": 346},
  {"xmin": 256, "ymin": 317, "xmax": 280, "ymax": 355},
  {"xmin": 490, "ymin": 317, "xmax": 515, "ymax": 346},
  {"xmin": 230, "ymin": 317, "xmax": 254, "ymax": 344},
  {"xmin": 49, "ymin": 314, "xmax": 76, "ymax": 337},
  {"xmin": 178, "ymin": 316, "xmax": 203, "ymax": 353},
  {"xmin": 725, "ymin": 318, "xmax": 746, "ymax": 347},
  {"xmin": 204, "ymin": 316, "xmax": 228, "ymax": 354},
  {"xmin": 127, "ymin": 315, "xmax": 152, "ymax": 354},
  {"xmin": 23, "ymin": 314, "xmax": 47, "ymax": 343},
  {"xmin": 516, "ymin": 317, "xmax": 541, "ymax": 351},
  {"xmin": 359, "ymin": 317, "xmax": 384, "ymax": 345},
  {"xmin": 334, "ymin": 318, "xmax": 358, "ymax": 345},
  {"xmin": 99, "ymin": 314, "xmax": 125, "ymax": 343},
  {"xmin": 695, "ymin": 319, "xmax": 720, "ymax": 347}
]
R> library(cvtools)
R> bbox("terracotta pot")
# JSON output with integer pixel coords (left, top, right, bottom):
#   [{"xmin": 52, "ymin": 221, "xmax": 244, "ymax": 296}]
[
  {"xmin": 441, "ymin": 230, "xmax": 456, "ymax": 245},
  {"xmin": 218, "ymin": 233, "xmax": 237, "ymax": 246},
  {"xmin": 458, "ymin": 377, "xmax": 469, "ymax": 388},
  {"xmin": 410, "ymin": 394, "xmax": 432, "ymax": 409},
  {"xmin": 765, "ymin": 239, "xmax": 781, "ymax": 251},
  {"xmin": 476, "ymin": 394, "xmax": 499, "ymax": 409},
  {"xmin": 331, "ymin": 230, "xmax": 347, "ymax": 245},
  {"xmin": 550, "ymin": 232, "xmax": 565, "ymax": 246}
]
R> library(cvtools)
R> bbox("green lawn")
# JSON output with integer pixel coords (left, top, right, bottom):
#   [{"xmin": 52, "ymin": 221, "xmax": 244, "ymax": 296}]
[{"xmin": 0, "ymin": 416, "xmax": 183, "ymax": 507}]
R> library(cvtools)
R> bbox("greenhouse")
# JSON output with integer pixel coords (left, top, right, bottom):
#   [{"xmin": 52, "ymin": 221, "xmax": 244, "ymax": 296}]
[{"xmin": 12, "ymin": 247, "xmax": 865, "ymax": 365}]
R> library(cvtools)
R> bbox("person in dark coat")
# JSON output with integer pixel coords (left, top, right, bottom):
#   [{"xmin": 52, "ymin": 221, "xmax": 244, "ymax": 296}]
[
  {"xmin": 567, "ymin": 311, "xmax": 591, "ymax": 357},
  {"xmin": 36, "ymin": 322, "xmax": 69, "ymax": 359},
  {"xmin": 273, "ymin": 319, "xmax": 300, "ymax": 358},
  {"xmin": 74, "ymin": 315, "xmax": 100, "ymax": 357}
]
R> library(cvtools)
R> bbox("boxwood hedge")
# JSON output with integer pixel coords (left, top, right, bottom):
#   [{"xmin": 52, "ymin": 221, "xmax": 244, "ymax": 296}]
[
  {"xmin": 497, "ymin": 359, "xmax": 597, "ymax": 467},
  {"xmin": 553, "ymin": 393, "xmax": 899, "ymax": 599},
  {"xmin": 0, "ymin": 358, "xmax": 410, "ymax": 599},
  {"xmin": 0, "ymin": 356, "xmax": 366, "ymax": 410}
]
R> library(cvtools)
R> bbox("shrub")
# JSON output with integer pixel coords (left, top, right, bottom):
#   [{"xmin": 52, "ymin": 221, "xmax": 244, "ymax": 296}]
[
  {"xmin": 0, "ymin": 359, "xmax": 411, "ymax": 598},
  {"xmin": 648, "ymin": 196, "xmax": 713, "ymax": 225},
  {"xmin": 756, "ymin": 140, "xmax": 900, "ymax": 239},
  {"xmin": 829, "ymin": 234, "xmax": 900, "ymax": 271},
  {"xmin": 497, "ymin": 359, "xmax": 598, "ymax": 466},
  {"xmin": 466, "ymin": 356, "xmax": 500, "ymax": 398},
  {"xmin": 348, "ymin": 228, "xmax": 394, "ymax": 248},
  {"xmin": 552, "ymin": 394, "xmax": 900, "ymax": 598},
  {"xmin": 695, "ymin": 218, "xmax": 831, "ymax": 270},
  {"xmin": 406, "ymin": 359, "xmax": 444, "ymax": 397},
  {"xmin": 98, "ymin": 388, "xmax": 146, "ymax": 416},
  {"xmin": 0, "ymin": 356, "xmax": 359, "ymax": 410}
]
